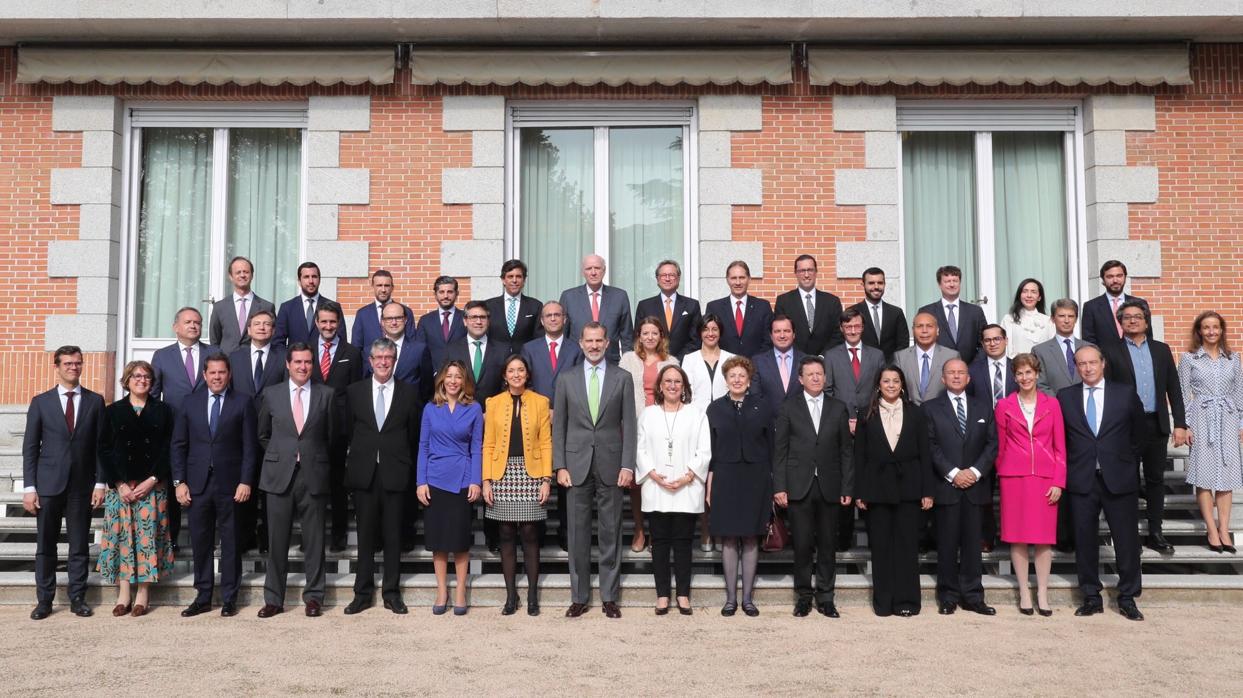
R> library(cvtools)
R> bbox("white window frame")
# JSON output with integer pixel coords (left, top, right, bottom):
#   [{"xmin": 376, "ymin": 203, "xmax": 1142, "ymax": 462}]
[
  {"xmin": 118, "ymin": 101, "xmax": 309, "ymax": 367},
  {"xmin": 504, "ymin": 100, "xmax": 700, "ymax": 298},
  {"xmin": 895, "ymin": 100, "xmax": 1088, "ymax": 323}
]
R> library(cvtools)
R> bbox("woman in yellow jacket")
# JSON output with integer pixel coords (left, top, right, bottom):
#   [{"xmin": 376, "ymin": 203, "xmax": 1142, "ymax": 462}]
[{"xmin": 482, "ymin": 353, "xmax": 553, "ymax": 616}]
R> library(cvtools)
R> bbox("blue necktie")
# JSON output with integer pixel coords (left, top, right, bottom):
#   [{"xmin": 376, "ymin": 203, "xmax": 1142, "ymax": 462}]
[
  {"xmin": 919, "ymin": 353, "xmax": 931, "ymax": 399},
  {"xmin": 305, "ymin": 298, "xmax": 316, "ymax": 335},
  {"xmin": 1086, "ymin": 386, "xmax": 1099, "ymax": 436},
  {"xmin": 1064, "ymin": 339, "xmax": 1076, "ymax": 379},
  {"xmin": 955, "ymin": 396, "xmax": 967, "ymax": 436},
  {"xmin": 209, "ymin": 393, "xmax": 222, "ymax": 437}
]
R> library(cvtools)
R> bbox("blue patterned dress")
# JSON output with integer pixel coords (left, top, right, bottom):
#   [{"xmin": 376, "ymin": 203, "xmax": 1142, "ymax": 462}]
[{"xmin": 1179, "ymin": 349, "xmax": 1243, "ymax": 491}]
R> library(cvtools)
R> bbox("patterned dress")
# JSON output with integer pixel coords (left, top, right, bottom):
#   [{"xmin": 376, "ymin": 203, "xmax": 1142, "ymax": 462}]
[
  {"xmin": 96, "ymin": 485, "xmax": 176, "ymax": 584},
  {"xmin": 1179, "ymin": 348, "xmax": 1243, "ymax": 491},
  {"xmin": 486, "ymin": 395, "xmax": 548, "ymax": 522}
]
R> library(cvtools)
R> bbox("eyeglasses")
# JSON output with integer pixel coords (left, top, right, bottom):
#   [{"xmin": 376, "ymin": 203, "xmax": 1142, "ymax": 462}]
[
  {"xmin": 129, "ymin": 374, "xmax": 152, "ymax": 381},
  {"xmin": 382, "ymin": 316, "xmax": 405, "ymax": 322},
  {"xmin": 465, "ymin": 315, "xmax": 489, "ymax": 321},
  {"xmin": 1120, "ymin": 314, "xmax": 1146, "ymax": 322},
  {"xmin": 982, "ymin": 337, "xmax": 1005, "ymax": 344}
]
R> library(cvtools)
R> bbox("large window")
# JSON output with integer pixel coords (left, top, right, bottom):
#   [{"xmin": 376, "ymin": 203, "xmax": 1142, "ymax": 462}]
[
  {"xmin": 509, "ymin": 102, "xmax": 694, "ymax": 305},
  {"xmin": 899, "ymin": 102, "xmax": 1083, "ymax": 319},
  {"xmin": 124, "ymin": 105, "xmax": 306, "ymax": 352}
]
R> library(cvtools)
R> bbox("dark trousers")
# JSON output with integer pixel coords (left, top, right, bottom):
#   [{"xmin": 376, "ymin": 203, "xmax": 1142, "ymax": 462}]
[
  {"xmin": 265, "ymin": 468, "xmax": 329, "ymax": 606},
  {"xmin": 837, "ymin": 504, "xmax": 856, "ymax": 550},
  {"xmin": 167, "ymin": 481, "xmax": 182, "ymax": 547},
  {"xmin": 788, "ymin": 486, "xmax": 839, "ymax": 604},
  {"xmin": 237, "ymin": 489, "xmax": 267, "ymax": 550},
  {"xmin": 1056, "ymin": 494, "xmax": 1075, "ymax": 547},
  {"xmin": 649, "ymin": 511, "xmax": 696, "ymax": 598},
  {"xmin": 980, "ymin": 475, "xmax": 999, "ymax": 545},
  {"xmin": 555, "ymin": 482, "xmax": 570, "ymax": 547},
  {"xmin": 353, "ymin": 476, "xmax": 405, "ymax": 602},
  {"xmin": 1139, "ymin": 414, "xmax": 1168, "ymax": 532},
  {"xmin": 329, "ymin": 450, "xmax": 349, "ymax": 543},
  {"xmin": 34, "ymin": 486, "xmax": 93, "ymax": 604},
  {"xmin": 187, "ymin": 474, "xmax": 241, "ymax": 605},
  {"xmin": 934, "ymin": 501, "xmax": 984, "ymax": 605},
  {"xmin": 1072, "ymin": 472, "xmax": 1142, "ymax": 604},
  {"xmin": 867, "ymin": 501, "xmax": 922, "ymax": 616}
]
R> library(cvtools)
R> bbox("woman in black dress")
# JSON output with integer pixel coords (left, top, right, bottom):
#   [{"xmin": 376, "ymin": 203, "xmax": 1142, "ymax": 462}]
[
  {"xmin": 853, "ymin": 366, "xmax": 934, "ymax": 617},
  {"xmin": 707, "ymin": 356, "xmax": 774, "ymax": 617}
]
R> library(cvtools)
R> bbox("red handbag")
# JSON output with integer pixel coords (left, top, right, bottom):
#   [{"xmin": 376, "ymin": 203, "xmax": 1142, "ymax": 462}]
[{"xmin": 762, "ymin": 506, "xmax": 790, "ymax": 552}]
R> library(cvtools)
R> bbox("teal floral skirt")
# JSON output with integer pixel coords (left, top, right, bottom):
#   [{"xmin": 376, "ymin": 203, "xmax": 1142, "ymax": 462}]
[{"xmin": 96, "ymin": 484, "xmax": 176, "ymax": 584}]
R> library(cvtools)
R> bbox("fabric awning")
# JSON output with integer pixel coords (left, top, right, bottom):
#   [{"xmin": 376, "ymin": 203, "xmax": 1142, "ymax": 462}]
[
  {"xmin": 17, "ymin": 48, "xmax": 396, "ymax": 86},
  {"xmin": 410, "ymin": 48, "xmax": 792, "ymax": 86},
  {"xmin": 808, "ymin": 46, "xmax": 1191, "ymax": 87}
]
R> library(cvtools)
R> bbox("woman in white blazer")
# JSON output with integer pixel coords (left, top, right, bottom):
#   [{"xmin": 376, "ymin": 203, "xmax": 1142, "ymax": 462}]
[
  {"xmin": 680, "ymin": 313, "xmax": 733, "ymax": 550},
  {"xmin": 636, "ymin": 364, "xmax": 711, "ymax": 615},
  {"xmin": 619, "ymin": 316, "xmax": 679, "ymax": 552}
]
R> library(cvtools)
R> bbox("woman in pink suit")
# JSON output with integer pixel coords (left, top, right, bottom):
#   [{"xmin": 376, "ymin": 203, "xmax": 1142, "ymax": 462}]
[{"xmin": 994, "ymin": 353, "xmax": 1066, "ymax": 616}]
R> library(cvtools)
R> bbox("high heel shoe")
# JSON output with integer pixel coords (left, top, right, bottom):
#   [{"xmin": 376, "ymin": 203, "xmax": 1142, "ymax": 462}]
[
  {"xmin": 501, "ymin": 592, "xmax": 520, "ymax": 616},
  {"xmin": 1018, "ymin": 601, "xmax": 1034, "ymax": 616},
  {"xmin": 631, "ymin": 531, "xmax": 648, "ymax": 553},
  {"xmin": 1223, "ymin": 533, "xmax": 1237, "ymax": 554},
  {"xmin": 1037, "ymin": 606, "xmax": 1053, "ymax": 617}
]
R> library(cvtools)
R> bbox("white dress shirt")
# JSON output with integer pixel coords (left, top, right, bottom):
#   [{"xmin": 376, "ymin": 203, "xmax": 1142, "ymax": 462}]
[
  {"xmin": 205, "ymin": 388, "xmax": 228, "ymax": 425},
  {"xmin": 943, "ymin": 389, "xmax": 982, "ymax": 482},
  {"xmin": 730, "ymin": 294, "xmax": 750, "ymax": 320}
]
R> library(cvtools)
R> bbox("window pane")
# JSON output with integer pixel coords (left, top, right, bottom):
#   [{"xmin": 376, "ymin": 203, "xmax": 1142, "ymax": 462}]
[
  {"xmin": 226, "ymin": 128, "xmax": 302, "ymax": 304},
  {"xmin": 135, "ymin": 128, "xmax": 213, "ymax": 338},
  {"xmin": 902, "ymin": 132, "xmax": 977, "ymax": 312},
  {"xmin": 992, "ymin": 132, "xmax": 1068, "ymax": 311},
  {"xmin": 520, "ymin": 128, "xmax": 594, "ymax": 304},
  {"xmin": 609, "ymin": 127, "xmax": 683, "ymax": 314}
]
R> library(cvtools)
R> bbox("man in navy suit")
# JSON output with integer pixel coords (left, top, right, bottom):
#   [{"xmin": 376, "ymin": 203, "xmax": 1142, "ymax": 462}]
[
  {"xmin": 560, "ymin": 254, "xmax": 633, "ymax": 364},
  {"xmin": 151, "ymin": 306, "xmax": 220, "ymax": 552},
  {"xmin": 351, "ymin": 269, "xmax": 415, "ymax": 356},
  {"xmin": 447, "ymin": 300, "xmax": 508, "ymax": 403},
  {"xmin": 774, "ymin": 254, "xmax": 844, "ymax": 357},
  {"xmin": 634, "ymin": 260, "xmax": 701, "ymax": 359},
  {"xmin": 22, "ymin": 346, "xmax": 106, "ymax": 620},
  {"xmin": 919, "ymin": 265, "xmax": 987, "ymax": 365},
  {"xmin": 227, "ymin": 310, "xmax": 285, "ymax": 553},
  {"xmin": 486, "ymin": 259, "xmax": 543, "ymax": 357},
  {"xmin": 966, "ymin": 323, "xmax": 1017, "ymax": 550},
  {"xmin": 171, "ymin": 354, "xmax": 258, "ymax": 618},
  {"xmin": 273, "ymin": 261, "xmax": 346, "ymax": 347},
  {"xmin": 1057, "ymin": 346, "xmax": 1147, "ymax": 621},
  {"xmin": 751, "ymin": 315, "xmax": 805, "ymax": 414},
  {"xmin": 1080, "ymin": 259, "xmax": 1151, "ymax": 352},
  {"xmin": 370, "ymin": 302, "xmax": 431, "ymax": 396},
  {"xmin": 414, "ymin": 275, "xmax": 465, "ymax": 370},
  {"xmin": 851, "ymin": 267, "xmax": 909, "ymax": 362},
  {"xmin": 925, "ymin": 359, "xmax": 998, "ymax": 616},
  {"xmin": 705, "ymin": 260, "xmax": 773, "ymax": 357},
  {"xmin": 310, "ymin": 301, "xmax": 363, "ymax": 551}
]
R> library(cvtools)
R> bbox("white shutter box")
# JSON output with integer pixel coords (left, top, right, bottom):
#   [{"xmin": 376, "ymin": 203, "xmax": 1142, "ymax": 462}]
[
  {"xmin": 129, "ymin": 105, "xmax": 309, "ymax": 128},
  {"xmin": 897, "ymin": 102, "xmax": 1076, "ymax": 132},
  {"xmin": 509, "ymin": 102, "xmax": 694, "ymax": 127}
]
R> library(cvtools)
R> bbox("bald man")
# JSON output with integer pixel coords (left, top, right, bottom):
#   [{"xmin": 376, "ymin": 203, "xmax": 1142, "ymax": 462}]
[{"xmin": 559, "ymin": 254, "xmax": 633, "ymax": 363}]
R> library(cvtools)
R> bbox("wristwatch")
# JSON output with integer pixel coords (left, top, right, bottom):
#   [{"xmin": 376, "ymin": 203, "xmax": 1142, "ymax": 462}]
[{"xmin": 172, "ymin": 480, "xmax": 182, "ymax": 487}]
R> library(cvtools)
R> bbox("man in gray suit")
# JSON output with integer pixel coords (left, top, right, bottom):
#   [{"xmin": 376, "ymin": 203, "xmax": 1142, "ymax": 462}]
[
  {"xmin": 209, "ymin": 256, "xmax": 275, "ymax": 354},
  {"xmin": 255, "ymin": 342, "xmax": 336, "ymax": 619},
  {"xmin": 559, "ymin": 255, "xmax": 634, "ymax": 364},
  {"xmin": 894, "ymin": 312, "xmax": 961, "ymax": 406},
  {"xmin": 1035, "ymin": 298, "xmax": 1093, "ymax": 396},
  {"xmin": 553, "ymin": 322, "xmax": 637, "ymax": 618}
]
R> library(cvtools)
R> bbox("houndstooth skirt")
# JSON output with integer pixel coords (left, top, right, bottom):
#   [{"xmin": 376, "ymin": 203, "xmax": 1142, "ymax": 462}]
[{"xmin": 485, "ymin": 457, "xmax": 548, "ymax": 522}]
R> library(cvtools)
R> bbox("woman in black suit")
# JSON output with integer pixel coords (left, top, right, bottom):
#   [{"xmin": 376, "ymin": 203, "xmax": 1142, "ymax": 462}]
[
  {"xmin": 853, "ymin": 366, "xmax": 934, "ymax": 617},
  {"xmin": 706, "ymin": 356, "xmax": 775, "ymax": 617}
]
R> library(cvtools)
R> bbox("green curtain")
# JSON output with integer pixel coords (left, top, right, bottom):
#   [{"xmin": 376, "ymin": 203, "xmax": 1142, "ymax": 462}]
[
  {"xmin": 993, "ymin": 132, "xmax": 1068, "ymax": 308},
  {"xmin": 902, "ymin": 132, "xmax": 977, "ymax": 312},
  {"xmin": 135, "ymin": 128, "xmax": 213, "ymax": 338},
  {"xmin": 226, "ymin": 128, "xmax": 302, "ymax": 305},
  {"xmin": 609, "ymin": 127, "xmax": 683, "ymax": 313},
  {"xmin": 520, "ymin": 128, "xmax": 594, "ymax": 303}
]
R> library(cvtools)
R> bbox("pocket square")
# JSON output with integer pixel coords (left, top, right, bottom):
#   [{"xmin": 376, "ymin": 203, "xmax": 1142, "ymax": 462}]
[
  {"xmin": 681, "ymin": 310, "xmax": 689, "ymax": 315},
  {"xmin": 976, "ymin": 418, "xmax": 985, "ymax": 423}
]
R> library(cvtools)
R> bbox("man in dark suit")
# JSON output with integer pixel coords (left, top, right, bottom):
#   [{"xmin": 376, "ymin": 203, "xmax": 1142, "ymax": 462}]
[
  {"xmin": 751, "ymin": 315, "xmax": 805, "ymax": 414},
  {"xmin": 774, "ymin": 356, "xmax": 853, "ymax": 617},
  {"xmin": 414, "ymin": 275, "xmax": 466, "ymax": 370},
  {"xmin": 151, "ymin": 306, "xmax": 220, "ymax": 553},
  {"xmin": 775, "ymin": 254, "xmax": 843, "ymax": 357},
  {"xmin": 351, "ymin": 269, "xmax": 415, "ymax": 356},
  {"xmin": 486, "ymin": 259, "xmax": 543, "ymax": 357},
  {"xmin": 447, "ymin": 300, "xmax": 508, "ymax": 403},
  {"xmin": 705, "ymin": 260, "xmax": 773, "ymax": 358},
  {"xmin": 1081, "ymin": 259, "xmax": 1151, "ymax": 352},
  {"xmin": 343, "ymin": 338, "xmax": 422, "ymax": 615},
  {"xmin": 227, "ymin": 310, "xmax": 285, "ymax": 553},
  {"xmin": 1057, "ymin": 345, "xmax": 1147, "ymax": 621},
  {"xmin": 634, "ymin": 259, "xmax": 701, "ymax": 359},
  {"xmin": 273, "ymin": 261, "xmax": 346, "ymax": 347},
  {"xmin": 851, "ymin": 267, "xmax": 909, "ymax": 361},
  {"xmin": 22, "ymin": 346, "xmax": 106, "ymax": 620},
  {"xmin": 256, "ymin": 343, "xmax": 336, "ymax": 618},
  {"xmin": 209, "ymin": 256, "xmax": 276, "ymax": 354},
  {"xmin": 925, "ymin": 358, "xmax": 998, "ymax": 616},
  {"xmin": 309, "ymin": 300, "xmax": 363, "ymax": 552},
  {"xmin": 1100, "ymin": 300, "xmax": 1188, "ymax": 555},
  {"xmin": 919, "ymin": 265, "xmax": 986, "ymax": 365},
  {"xmin": 966, "ymin": 323, "xmax": 1016, "ymax": 551},
  {"xmin": 560, "ymin": 254, "xmax": 633, "ymax": 364},
  {"xmin": 171, "ymin": 354, "xmax": 258, "ymax": 618}
]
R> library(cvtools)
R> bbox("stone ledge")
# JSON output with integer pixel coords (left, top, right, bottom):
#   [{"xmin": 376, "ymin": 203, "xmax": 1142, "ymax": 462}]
[
  {"xmin": 307, "ymin": 96, "xmax": 371, "ymax": 132},
  {"xmin": 442, "ymin": 96, "xmax": 505, "ymax": 132},
  {"xmin": 51, "ymin": 96, "xmax": 121, "ymax": 133},
  {"xmin": 832, "ymin": 95, "xmax": 897, "ymax": 132},
  {"xmin": 1087, "ymin": 166, "xmax": 1158, "ymax": 204},
  {"xmin": 1085, "ymin": 95, "xmax": 1156, "ymax": 133},
  {"xmin": 698, "ymin": 95, "xmax": 762, "ymax": 132}
]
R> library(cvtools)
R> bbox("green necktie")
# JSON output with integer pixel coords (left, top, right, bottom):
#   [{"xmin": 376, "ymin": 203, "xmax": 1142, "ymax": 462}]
[
  {"xmin": 472, "ymin": 340, "xmax": 483, "ymax": 382},
  {"xmin": 588, "ymin": 365, "xmax": 601, "ymax": 423}
]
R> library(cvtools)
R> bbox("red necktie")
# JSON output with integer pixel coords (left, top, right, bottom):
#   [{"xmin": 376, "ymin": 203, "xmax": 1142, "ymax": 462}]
[
  {"xmin": 64, "ymin": 390, "xmax": 76, "ymax": 435},
  {"xmin": 549, "ymin": 340, "xmax": 558, "ymax": 372},
  {"xmin": 850, "ymin": 347, "xmax": 861, "ymax": 381},
  {"xmin": 320, "ymin": 342, "xmax": 332, "ymax": 379},
  {"xmin": 591, "ymin": 292, "xmax": 600, "ymax": 322},
  {"xmin": 734, "ymin": 300, "xmax": 744, "ymax": 336},
  {"xmin": 441, "ymin": 310, "xmax": 451, "ymax": 341}
]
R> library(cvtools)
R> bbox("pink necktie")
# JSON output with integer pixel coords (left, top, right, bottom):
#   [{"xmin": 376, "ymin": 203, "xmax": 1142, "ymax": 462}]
[
  {"xmin": 778, "ymin": 353, "xmax": 790, "ymax": 391},
  {"xmin": 293, "ymin": 386, "xmax": 305, "ymax": 434},
  {"xmin": 441, "ymin": 311, "xmax": 451, "ymax": 341},
  {"xmin": 184, "ymin": 347, "xmax": 196, "ymax": 386},
  {"xmin": 591, "ymin": 292, "xmax": 600, "ymax": 322},
  {"xmin": 1111, "ymin": 296, "xmax": 1123, "ymax": 338},
  {"xmin": 237, "ymin": 297, "xmax": 248, "ymax": 336}
]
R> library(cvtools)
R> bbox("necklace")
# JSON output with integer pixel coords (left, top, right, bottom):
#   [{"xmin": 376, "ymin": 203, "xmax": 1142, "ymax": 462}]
[{"xmin": 662, "ymin": 403, "xmax": 681, "ymax": 461}]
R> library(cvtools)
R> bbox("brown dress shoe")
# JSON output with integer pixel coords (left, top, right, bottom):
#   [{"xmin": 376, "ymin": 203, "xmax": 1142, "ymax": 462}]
[
  {"xmin": 112, "ymin": 604, "xmax": 132, "ymax": 617},
  {"xmin": 257, "ymin": 604, "xmax": 284, "ymax": 618},
  {"xmin": 304, "ymin": 600, "xmax": 323, "ymax": 617},
  {"xmin": 564, "ymin": 602, "xmax": 589, "ymax": 618},
  {"xmin": 130, "ymin": 604, "xmax": 147, "ymax": 617},
  {"xmin": 602, "ymin": 601, "xmax": 622, "ymax": 619}
]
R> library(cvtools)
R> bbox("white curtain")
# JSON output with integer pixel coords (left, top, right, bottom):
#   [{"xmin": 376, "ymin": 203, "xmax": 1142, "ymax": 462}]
[
  {"xmin": 902, "ymin": 132, "xmax": 977, "ymax": 312},
  {"xmin": 609, "ymin": 127, "xmax": 683, "ymax": 313},
  {"xmin": 135, "ymin": 128, "xmax": 213, "ymax": 337},
  {"xmin": 993, "ymin": 132, "xmax": 1068, "ymax": 307},
  {"xmin": 519, "ymin": 128, "xmax": 595, "ymax": 303},
  {"xmin": 227, "ymin": 128, "xmax": 302, "ymax": 304}
]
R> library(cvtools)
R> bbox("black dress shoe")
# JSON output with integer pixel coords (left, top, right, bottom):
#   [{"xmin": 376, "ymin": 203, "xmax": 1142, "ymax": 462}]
[
  {"xmin": 1074, "ymin": 601, "xmax": 1104, "ymax": 617},
  {"xmin": 69, "ymin": 598, "xmax": 92, "ymax": 617},
  {"xmin": 383, "ymin": 598, "xmax": 408, "ymax": 615},
  {"xmin": 527, "ymin": 600, "xmax": 540, "ymax": 617},
  {"xmin": 1018, "ymin": 604, "xmax": 1034, "ymax": 616},
  {"xmin": 565, "ymin": 602, "xmax": 589, "ymax": 618},
  {"xmin": 602, "ymin": 601, "xmax": 622, "ymax": 619},
  {"xmin": 30, "ymin": 604, "xmax": 51, "ymax": 621},
  {"xmin": 793, "ymin": 599, "xmax": 813, "ymax": 617},
  {"xmin": 221, "ymin": 601, "xmax": 239, "ymax": 617},
  {"xmin": 401, "ymin": 540, "xmax": 416, "ymax": 554},
  {"xmin": 961, "ymin": 601, "xmax": 996, "ymax": 616},
  {"xmin": 837, "ymin": 537, "xmax": 853, "ymax": 552},
  {"xmin": 343, "ymin": 598, "xmax": 372, "ymax": 615},
  {"xmin": 329, "ymin": 536, "xmax": 348, "ymax": 553},
  {"xmin": 502, "ymin": 593, "xmax": 520, "ymax": 616},
  {"xmin": 181, "ymin": 600, "xmax": 212, "ymax": 617},
  {"xmin": 938, "ymin": 601, "xmax": 957, "ymax": 615},
  {"xmin": 304, "ymin": 600, "xmax": 323, "ymax": 617},
  {"xmin": 720, "ymin": 602, "xmax": 737, "ymax": 617},
  {"xmin": 1118, "ymin": 603, "xmax": 1145, "ymax": 621},
  {"xmin": 257, "ymin": 604, "xmax": 284, "ymax": 618},
  {"xmin": 742, "ymin": 602, "xmax": 759, "ymax": 617},
  {"xmin": 896, "ymin": 608, "xmax": 916, "ymax": 617},
  {"xmin": 1146, "ymin": 533, "xmax": 1175, "ymax": 555},
  {"xmin": 817, "ymin": 603, "xmax": 840, "ymax": 618}
]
